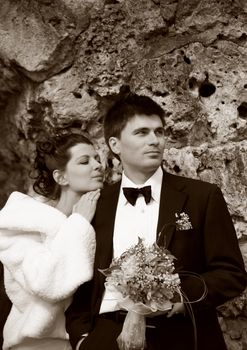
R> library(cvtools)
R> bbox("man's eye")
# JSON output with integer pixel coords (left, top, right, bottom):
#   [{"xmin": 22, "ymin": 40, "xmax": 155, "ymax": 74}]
[
  {"xmin": 136, "ymin": 130, "xmax": 147, "ymax": 135},
  {"xmin": 156, "ymin": 129, "xmax": 165, "ymax": 136}
]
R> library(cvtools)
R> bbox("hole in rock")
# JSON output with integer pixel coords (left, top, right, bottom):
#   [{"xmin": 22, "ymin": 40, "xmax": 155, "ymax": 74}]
[
  {"xmin": 237, "ymin": 102, "xmax": 247, "ymax": 118},
  {"xmin": 199, "ymin": 82, "xmax": 216, "ymax": 97},
  {"xmin": 173, "ymin": 165, "xmax": 181, "ymax": 173}
]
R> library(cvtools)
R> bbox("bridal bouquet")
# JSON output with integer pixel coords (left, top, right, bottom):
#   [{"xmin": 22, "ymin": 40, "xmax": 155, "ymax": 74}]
[{"xmin": 100, "ymin": 237, "xmax": 182, "ymax": 350}]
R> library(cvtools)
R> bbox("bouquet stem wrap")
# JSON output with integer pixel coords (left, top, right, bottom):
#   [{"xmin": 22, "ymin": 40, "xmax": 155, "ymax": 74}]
[
  {"xmin": 99, "ymin": 238, "xmax": 182, "ymax": 350},
  {"xmin": 117, "ymin": 311, "xmax": 146, "ymax": 350},
  {"xmin": 116, "ymin": 297, "xmax": 173, "ymax": 350}
]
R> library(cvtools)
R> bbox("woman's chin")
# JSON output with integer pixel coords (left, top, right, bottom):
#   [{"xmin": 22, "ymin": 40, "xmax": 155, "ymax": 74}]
[{"xmin": 91, "ymin": 182, "xmax": 104, "ymax": 190}]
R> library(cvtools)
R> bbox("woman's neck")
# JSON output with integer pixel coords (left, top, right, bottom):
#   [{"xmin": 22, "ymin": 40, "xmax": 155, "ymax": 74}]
[{"xmin": 55, "ymin": 190, "xmax": 81, "ymax": 216}]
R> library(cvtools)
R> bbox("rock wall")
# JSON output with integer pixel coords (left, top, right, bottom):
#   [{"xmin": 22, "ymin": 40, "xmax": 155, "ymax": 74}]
[{"xmin": 0, "ymin": 0, "xmax": 246, "ymax": 348}]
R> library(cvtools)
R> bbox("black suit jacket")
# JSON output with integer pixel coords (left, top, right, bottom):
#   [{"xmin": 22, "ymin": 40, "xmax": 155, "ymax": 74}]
[
  {"xmin": 0, "ymin": 262, "xmax": 12, "ymax": 349},
  {"xmin": 66, "ymin": 171, "xmax": 247, "ymax": 349}
]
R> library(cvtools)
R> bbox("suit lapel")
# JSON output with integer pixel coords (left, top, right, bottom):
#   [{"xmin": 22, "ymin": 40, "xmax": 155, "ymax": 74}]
[
  {"xmin": 96, "ymin": 171, "xmax": 188, "ymax": 267},
  {"xmin": 157, "ymin": 172, "xmax": 188, "ymax": 249},
  {"xmin": 96, "ymin": 182, "xmax": 121, "ymax": 269}
]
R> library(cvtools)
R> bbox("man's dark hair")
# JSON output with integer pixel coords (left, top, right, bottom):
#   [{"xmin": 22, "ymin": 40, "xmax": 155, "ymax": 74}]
[{"xmin": 103, "ymin": 93, "xmax": 165, "ymax": 150}]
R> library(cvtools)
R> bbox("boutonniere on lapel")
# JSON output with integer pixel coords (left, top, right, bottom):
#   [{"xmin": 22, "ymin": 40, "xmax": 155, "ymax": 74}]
[
  {"xmin": 175, "ymin": 212, "xmax": 193, "ymax": 230},
  {"xmin": 157, "ymin": 212, "xmax": 193, "ymax": 248}
]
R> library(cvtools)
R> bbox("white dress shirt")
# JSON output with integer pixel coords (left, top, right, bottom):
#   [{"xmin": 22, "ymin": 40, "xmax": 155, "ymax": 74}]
[{"xmin": 99, "ymin": 167, "xmax": 163, "ymax": 314}]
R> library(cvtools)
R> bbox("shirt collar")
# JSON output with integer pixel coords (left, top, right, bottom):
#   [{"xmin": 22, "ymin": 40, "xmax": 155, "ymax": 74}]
[{"xmin": 120, "ymin": 167, "xmax": 163, "ymax": 204}]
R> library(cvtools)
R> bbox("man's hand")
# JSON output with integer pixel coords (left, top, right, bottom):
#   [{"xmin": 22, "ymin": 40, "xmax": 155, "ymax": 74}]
[
  {"xmin": 167, "ymin": 302, "xmax": 185, "ymax": 318},
  {"xmin": 146, "ymin": 302, "xmax": 185, "ymax": 318}
]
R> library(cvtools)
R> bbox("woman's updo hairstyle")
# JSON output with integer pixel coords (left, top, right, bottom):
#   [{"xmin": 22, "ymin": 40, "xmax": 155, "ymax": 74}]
[{"xmin": 32, "ymin": 133, "xmax": 93, "ymax": 200}]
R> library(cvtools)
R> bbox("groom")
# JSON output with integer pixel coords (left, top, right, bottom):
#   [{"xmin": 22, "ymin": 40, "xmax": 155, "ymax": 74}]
[{"xmin": 66, "ymin": 93, "xmax": 246, "ymax": 350}]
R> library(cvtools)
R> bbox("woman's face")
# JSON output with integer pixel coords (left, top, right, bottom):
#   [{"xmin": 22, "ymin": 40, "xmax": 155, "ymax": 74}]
[{"xmin": 62, "ymin": 143, "xmax": 103, "ymax": 194}]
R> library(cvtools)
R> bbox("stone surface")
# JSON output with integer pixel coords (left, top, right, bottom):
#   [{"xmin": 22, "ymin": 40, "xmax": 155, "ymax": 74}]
[
  {"xmin": 0, "ymin": 58, "xmax": 22, "ymax": 107},
  {"xmin": 163, "ymin": 142, "xmax": 247, "ymax": 238},
  {"xmin": 0, "ymin": 0, "xmax": 246, "ymax": 347},
  {"xmin": 0, "ymin": 0, "xmax": 90, "ymax": 82}
]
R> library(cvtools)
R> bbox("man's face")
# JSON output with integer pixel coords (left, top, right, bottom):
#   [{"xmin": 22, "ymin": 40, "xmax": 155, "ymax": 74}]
[{"xmin": 109, "ymin": 114, "xmax": 165, "ymax": 176}]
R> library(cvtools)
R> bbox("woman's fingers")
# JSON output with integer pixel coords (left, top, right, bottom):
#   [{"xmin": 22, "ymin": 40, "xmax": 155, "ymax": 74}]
[
  {"xmin": 73, "ymin": 190, "xmax": 101, "ymax": 222},
  {"xmin": 83, "ymin": 189, "xmax": 100, "ymax": 201}
]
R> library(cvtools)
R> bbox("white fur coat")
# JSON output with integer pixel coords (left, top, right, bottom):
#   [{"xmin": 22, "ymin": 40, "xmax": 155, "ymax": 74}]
[{"xmin": 0, "ymin": 191, "xmax": 96, "ymax": 349}]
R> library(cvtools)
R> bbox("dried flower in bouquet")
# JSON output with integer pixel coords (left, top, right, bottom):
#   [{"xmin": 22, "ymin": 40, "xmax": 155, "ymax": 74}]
[{"xmin": 99, "ymin": 237, "xmax": 182, "ymax": 350}]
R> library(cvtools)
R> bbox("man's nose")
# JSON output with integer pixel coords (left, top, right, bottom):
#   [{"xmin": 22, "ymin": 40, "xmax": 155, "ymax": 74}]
[{"xmin": 148, "ymin": 131, "xmax": 159, "ymax": 144}]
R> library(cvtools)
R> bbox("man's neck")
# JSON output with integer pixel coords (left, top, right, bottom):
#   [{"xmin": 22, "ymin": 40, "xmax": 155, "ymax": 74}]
[{"xmin": 123, "ymin": 167, "xmax": 159, "ymax": 185}]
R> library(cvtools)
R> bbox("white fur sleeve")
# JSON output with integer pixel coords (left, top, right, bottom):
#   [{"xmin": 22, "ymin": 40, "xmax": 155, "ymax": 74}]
[{"xmin": 0, "ymin": 214, "xmax": 95, "ymax": 301}]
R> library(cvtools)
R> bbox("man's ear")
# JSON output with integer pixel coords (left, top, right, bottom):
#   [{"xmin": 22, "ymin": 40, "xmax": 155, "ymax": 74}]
[
  {"xmin": 53, "ymin": 169, "xmax": 68, "ymax": 186},
  {"xmin": 108, "ymin": 137, "xmax": 120, "ymax": 156}
]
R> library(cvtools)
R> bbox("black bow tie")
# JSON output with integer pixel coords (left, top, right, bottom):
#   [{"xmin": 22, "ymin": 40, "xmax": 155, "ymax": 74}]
[{"xmin": 123, "ymin": 186, "xmax": 152, "ymax": 206}]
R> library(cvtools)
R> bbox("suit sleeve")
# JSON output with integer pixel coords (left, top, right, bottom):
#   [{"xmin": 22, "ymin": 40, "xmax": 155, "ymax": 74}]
[
  {"xmin": 180, "ymin": 185, "xmax": 247, "ymax": 311},
  {"xmin": 0, "ymin": 262, "xmax": 11, "ymax": 349},
  {"xmin": 65, "ymin": 280, "xmax": 94, "ymax": 349}
]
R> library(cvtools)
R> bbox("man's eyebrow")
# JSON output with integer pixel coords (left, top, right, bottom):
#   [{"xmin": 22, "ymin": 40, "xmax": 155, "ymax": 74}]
[
  {"xmin": 132, "ymin": 127, "xmax": 149, "ymax": 133},
  {"xmin": 133, "ymin": 126, "xmax": 164, "ymax": 132},
  {"xmin": 156, "ymin": 126, "xmax": 164, "ymax": 130},
  {"xmin": 134, "ymin": 127, "xmax": 149, "ymax": 131}
]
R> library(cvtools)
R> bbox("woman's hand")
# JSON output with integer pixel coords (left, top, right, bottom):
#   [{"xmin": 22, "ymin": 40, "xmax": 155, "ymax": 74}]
[{"xmin": 73, "ymin": 189, "xmax": 101, "ymax": 222}]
